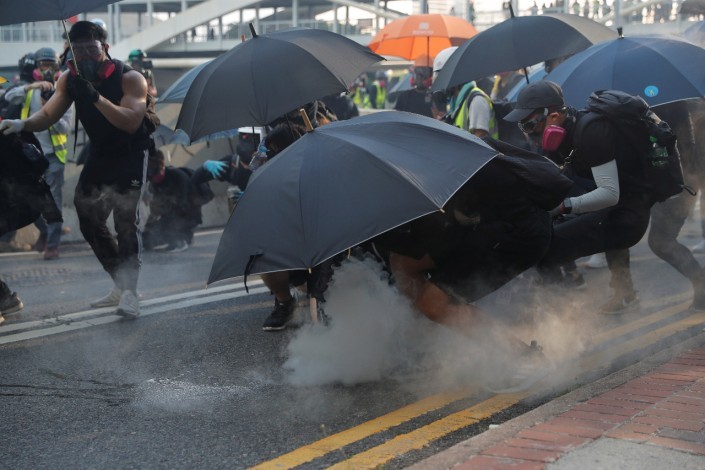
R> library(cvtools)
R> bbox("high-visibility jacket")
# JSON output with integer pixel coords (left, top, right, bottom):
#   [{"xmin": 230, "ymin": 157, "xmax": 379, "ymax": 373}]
[
  {"xmin": 453, "ymin": 84, "xmax": 498, "ymax": 139},
  {"xmin": 351, "ymin": 88, "xmax": 369, "ymax": 108},
  {"xmin": 21, "ymin": 89, "xmax": 68, "ymax": 164}
]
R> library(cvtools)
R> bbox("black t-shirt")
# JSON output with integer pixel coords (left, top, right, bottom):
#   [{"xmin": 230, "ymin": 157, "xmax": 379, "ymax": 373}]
[
  {"xmin": 570, "ymin": 115, "xmax": 643, "ymax": 197},
  {"xmin": 150, "ymin": 167, "xmax": 199, "ymax": 219},
  {"xmin": 393, "ymin": 89, "xmax": 433, "ymax": 117}
]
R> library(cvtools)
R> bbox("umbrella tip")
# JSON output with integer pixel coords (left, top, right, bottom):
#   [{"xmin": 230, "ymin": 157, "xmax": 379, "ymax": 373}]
[
  {"xmin": 617, "ymin": 26, "xmax": 623, "ymax": 38},
  {"xmin": 509, "ymin": 3, "xmax": 515, "ymax": 17},
  {"xmin": 249, "ymin": 22, "xmax": 257, "ymax": 38},
  {"xmin": 299, "ymin": 109, "xmax": 315, "ymax": 132}
]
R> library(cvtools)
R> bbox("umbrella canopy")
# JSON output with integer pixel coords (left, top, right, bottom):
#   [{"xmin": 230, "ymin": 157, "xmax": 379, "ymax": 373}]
[
  {"xmin": 176, "ymin": 26, "xmax": 383, "ymax": 143},
  {"xmin": 432, "ymin": 13, "xmax": 616, "ymax": 92},
  {"xmin": 683, "ymin": 21, "xmax": 705, "ymax": 47},
  {"xmin": 0, "ymin": 0, "xmax": 118, "ymax": 25},
  {"xmin": 157, "ymin": 60, "xmax": 212, "ymax": 104},
  {"xmin": 368, "ymin": 14, "xmax": 477, "ymax": 64},
  {"xmin": 207, "ymin": 111, "xmax": 500, "ymax": 284},
  {"xmin": 545, "ymin": 34, "xmax": 705, "ymax": 108}
]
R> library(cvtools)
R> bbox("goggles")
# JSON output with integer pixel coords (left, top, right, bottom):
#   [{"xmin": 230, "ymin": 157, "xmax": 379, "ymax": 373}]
[
  {"xmin": 518, "ymin": 108, "xmax": 549, "ymax": 134},
  {"xmin": 71, "ymin": 41, "xmax": 103, "ymax": 59}
]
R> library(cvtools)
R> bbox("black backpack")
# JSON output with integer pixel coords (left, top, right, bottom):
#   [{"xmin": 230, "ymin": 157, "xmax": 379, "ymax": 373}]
[
  {"xmin": 484, "ymin": 137, "xmax": 574, "ymax": 211},
  {"xmin": 573, "ymin": 90, "xmax": 687, "ymax": 203}
]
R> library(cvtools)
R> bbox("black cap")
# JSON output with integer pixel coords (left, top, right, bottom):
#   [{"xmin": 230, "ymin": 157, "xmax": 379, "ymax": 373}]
[{"xmin": 504, "ymin": 80, "xmax": 565, "ymax": 122}]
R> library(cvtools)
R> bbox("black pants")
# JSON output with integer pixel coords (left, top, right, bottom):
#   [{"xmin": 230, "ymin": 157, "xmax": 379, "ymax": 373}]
[
  {"xmin": 537, "ymin": 195, "xmax": 652, "ymax": 293},
  {"xmin": 74, "ymin": 183, "xmax": 143, "ymax": 292}
]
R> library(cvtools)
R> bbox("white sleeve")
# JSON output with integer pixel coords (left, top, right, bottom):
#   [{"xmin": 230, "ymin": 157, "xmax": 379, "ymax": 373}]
[
  {"xmin": 4, "ymin": 85, "xmax": 26, "ymax": 104},
  {"xmin": 569, "ymin": 159, "xmax": 620, "ymax": 214},
  {"xmin": 467, "ymin": 96, "xmax": 491, "ymax": 133}
]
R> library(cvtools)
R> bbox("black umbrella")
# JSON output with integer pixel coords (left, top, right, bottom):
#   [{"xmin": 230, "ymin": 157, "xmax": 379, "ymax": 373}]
[
  {"xmin": 176, "ymin": 25, "xmax": 384, "ymax": 143},
  {"xmin": 207, "ymin": 111, "xmax": 500, "ymax": 284},
  {"xmin": 432, "ymin": 13, "xmax": 616, "ymax": 92},
  {"xmin": 0, "ymin": 0, "xmax": 119, "ymax": 25},
  {"xmin": 157, "ymin": 60, "xmax": 212, "ymax": 104},
  {"xmin": 683, "ymin": 21, "xmax": 705, "ymax": 48},
  {"xmin": 545, "ymin": 33, "xmax": 705, "ymax": 108}
]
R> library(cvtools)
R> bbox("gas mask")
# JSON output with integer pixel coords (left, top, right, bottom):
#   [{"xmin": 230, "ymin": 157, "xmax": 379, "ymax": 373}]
[
  {"xmin": 77, "ymin": 59, "xmax": 103, "ymax": 82},
  {"xmin": 541, "ymin": 125, "xmax": 567, "ymax": 152},
  {"xmin": 32, "ymin": 66, "xmax": 59, "ymax": 83}
]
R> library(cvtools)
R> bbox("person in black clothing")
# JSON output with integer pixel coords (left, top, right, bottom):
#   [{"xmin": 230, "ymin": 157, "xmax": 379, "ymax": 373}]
[
  {"xmin": 505, "ymin": 81, "xmax": 655, "ymax": 314},
  {"xmin": 371, "ymin": 156, "xmax": 552, "ymax": 345},
  {"xmin": 394, "ymin": 57, "xmax": 434, "ymax": 118},
  {"xmin": 0, "ymin": 21, "xmax": 154, "ymax": 318},
  {"xmin": 144, "ymin": 150, "xmax": 206, "ymax": 252},
  {"xmin": 321, "ymin": 93, "xmax": 359, "ymax": 121}
]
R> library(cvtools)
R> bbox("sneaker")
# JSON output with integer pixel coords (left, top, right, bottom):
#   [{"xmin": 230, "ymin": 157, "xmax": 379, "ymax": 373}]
[
  {"xmin": 43, "ymin": 248, "xmax": 59, "ymax": 260},
  {"xmin": 0, "ymin": 291, "xmax": 24, "ymax": 315},
  {"xmin": 262, "ymin": 296, "xmax": 297, "ymax": 331},
  {"xmin": 599, "ymin": 291, "xmax": 639, "ymax": 315},
  {"xmin": 585, "ymin": 252, "xmax": 608, "ymax": 269},
  {"xmin": 90, "ymin": 286, "xmax": 123, "ymax": 308},
  {"xmin": 164, "ymin": 240, "xmax": 188, "ymax": 253},
  {"xmin": 693, "ymin": 240, "xmax": 705, "ymax": 254},
  {"xmin": 116, "ymin": 290, "xmax": 140, "ymax": 318}
]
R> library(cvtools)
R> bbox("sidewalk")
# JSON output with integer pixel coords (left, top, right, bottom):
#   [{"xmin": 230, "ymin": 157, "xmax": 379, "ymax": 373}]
[{"xmin": 413, "ymin": 333, "xmax": 705, "ymax": 469}]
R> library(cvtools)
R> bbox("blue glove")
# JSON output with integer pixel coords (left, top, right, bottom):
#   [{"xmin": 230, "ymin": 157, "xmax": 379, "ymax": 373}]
[{"xmin": 204, "ymin": 160, "xmax": 228, "ymax": 178}]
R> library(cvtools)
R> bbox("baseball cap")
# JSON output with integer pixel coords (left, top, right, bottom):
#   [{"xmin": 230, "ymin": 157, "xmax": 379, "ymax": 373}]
[{"xmin": 504, "ymin": 80, "xmax": 565, "ymax": 122}]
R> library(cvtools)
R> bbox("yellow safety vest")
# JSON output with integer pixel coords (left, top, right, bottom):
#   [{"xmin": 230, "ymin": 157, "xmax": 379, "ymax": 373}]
[
  {"xmin": 453, "ymin": 86, "xmax": 498, "ymax": 139},
  {"xmin": 22, "ymin": 89, "xmax": 68, "ymax": 164},
  {"xmin": 371, "ymin": 82, "xmax": 386, "ymax": 109}
]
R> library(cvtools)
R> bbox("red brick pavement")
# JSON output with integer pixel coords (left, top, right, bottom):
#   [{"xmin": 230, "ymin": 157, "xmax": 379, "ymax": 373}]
[{"xmin": 458, "ymin": 346, "xmax": 705, "ymax": 469}]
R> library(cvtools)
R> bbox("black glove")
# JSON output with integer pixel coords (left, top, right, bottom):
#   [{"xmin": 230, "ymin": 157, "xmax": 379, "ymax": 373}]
[{"xmin": 70, "ymin": 77, "xmax": 100, "ymax": 103}]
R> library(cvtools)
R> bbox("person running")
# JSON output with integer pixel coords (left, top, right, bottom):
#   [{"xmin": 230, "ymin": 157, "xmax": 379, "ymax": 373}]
[{"xmin": 0, "ymin": 21, "xmax": 156, "ymax": 318}]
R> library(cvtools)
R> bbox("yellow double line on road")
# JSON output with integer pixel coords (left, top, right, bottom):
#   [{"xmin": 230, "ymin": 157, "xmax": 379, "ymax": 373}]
[{"xmin": 253, "ymin": 293, "xmax": 702, "ymax": 469}]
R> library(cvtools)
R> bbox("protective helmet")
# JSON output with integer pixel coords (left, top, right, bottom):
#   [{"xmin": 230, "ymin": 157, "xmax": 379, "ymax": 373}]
[
  {"xmin": 129, "ymin": 49, "xmax": 146, "ymax": 61},
  {"xmin": 375, "ymin": 70, "xmax": 387, "ymax": 81},
  {"xmin": 91, "ymin": 18, "xmax": 107, "ymax": 32},
  {"xmin": 18, "ymin": 52, "xmax": 36, "ymax": 83},
  {"xmin": 433, "ymin": 46, "xmax": 458, "ymax": 74},
  {"xmin": 34, "ymin": 47, "xmax": 58, "ymax": 64}
]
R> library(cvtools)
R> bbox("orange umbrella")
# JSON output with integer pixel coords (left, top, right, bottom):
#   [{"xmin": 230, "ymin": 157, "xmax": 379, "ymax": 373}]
[{"xmin": 368, "ymin": 14, "xmax": 477, "ymax": 66}]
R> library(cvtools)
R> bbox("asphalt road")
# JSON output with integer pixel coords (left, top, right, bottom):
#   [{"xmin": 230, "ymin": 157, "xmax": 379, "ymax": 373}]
[{"xmin": 2, "ymin": 220, "xmax": 705, "ymax": 468}]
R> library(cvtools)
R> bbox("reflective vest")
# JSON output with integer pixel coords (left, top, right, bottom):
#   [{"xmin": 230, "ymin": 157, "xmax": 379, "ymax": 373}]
[
  {"xmin": 351, "ymin": 88, "xmax": 368, "ymax": 108},
  {"xmin": 453, "ymin": 84, "xmax": 498, "ymax": 139},
  {"xmin": 21, "ymin": 89, "xmax": 68, "ymax": 164},
  {"xmin": 371, "ymin": 82, "xmax": 386, "ymax": 109}
]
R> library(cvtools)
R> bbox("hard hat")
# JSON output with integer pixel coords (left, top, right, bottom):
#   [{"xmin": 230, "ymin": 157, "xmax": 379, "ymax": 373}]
[
  {"xmin": 34, "ymin": 47, "xmax": 58, "ymax": 64},
  {"xmin": 433, "ymin": 47, "xmax": 458, "ymax": 73},
  {"xmin": 129, "ymin": 49, "xmax": 146, "ymax": 60},
  {"xmin": 91, "ymin": 18, "xmax": 107, "ymax": 32}
]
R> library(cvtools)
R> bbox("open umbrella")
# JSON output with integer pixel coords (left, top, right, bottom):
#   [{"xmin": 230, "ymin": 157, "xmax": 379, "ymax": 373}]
[
  {"xmin": 0, "ymin": 0, "xmax": 119, "ymax": 25},
  {"xmin": 683, "ymin": 21, "xmax": 705, "ymax": 47},
  {"xmin": 432, "ymin": 13, "xmax": 616, "ymax": 92},
  {"xmin": 207, "ymin": 111, "xmax": 500, "ymax": 284},
  {"xmin": 368, "ymin": 14, "xmax": 477, "ymax": 65},
  {"xmin": 157, "ymin": 60, "xmax": 212, "ymax": 104},
  {"xmin": 176, "ymin": 25, "xmax": 384, "ymax": 143},
  {"xmin": 545, "ymin": 33, "xmax": 705, "ymax": 108}
]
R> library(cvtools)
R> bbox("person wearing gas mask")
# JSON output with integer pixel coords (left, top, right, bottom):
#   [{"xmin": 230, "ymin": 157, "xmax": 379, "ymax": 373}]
[
  {"xmin": 3, "ymin": 47, "xmax": 72, "ymax": 260},
  {"xmin": 393, "ymin": 55, "xmax": 434, "ymax": 118},
  {"xmin": 505, "ymin": 81, "xmax": 655, "ymax": 314},
  {"xmin": 0, "ymin": 21, "xmax": 155, "ymax": 318}
]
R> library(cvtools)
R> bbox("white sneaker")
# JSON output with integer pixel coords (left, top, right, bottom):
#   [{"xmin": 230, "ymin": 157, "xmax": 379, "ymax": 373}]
[
  {"xmin": 164, "ymin": 240, "xmax": 188, "ymax": 253},
  {"xmin": 693, "ymin": 240, "xmax": 705, "ymax": 253},
  {"xmin": 116, "ymin": 290, "xmax": 140, "ymax": 318},
  {"xmin": 90, "ymin": 286, "xmax": 123, "ymax": 308},
  {"xmin": 585, "ymin": 252, "xmax": 608, "ymax": 269}
]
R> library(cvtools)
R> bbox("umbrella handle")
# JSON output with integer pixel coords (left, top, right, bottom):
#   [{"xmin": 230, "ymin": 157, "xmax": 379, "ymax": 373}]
[{"xmin": 299, "ymin": 109, "xmax": 314, "ymax": 132}]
